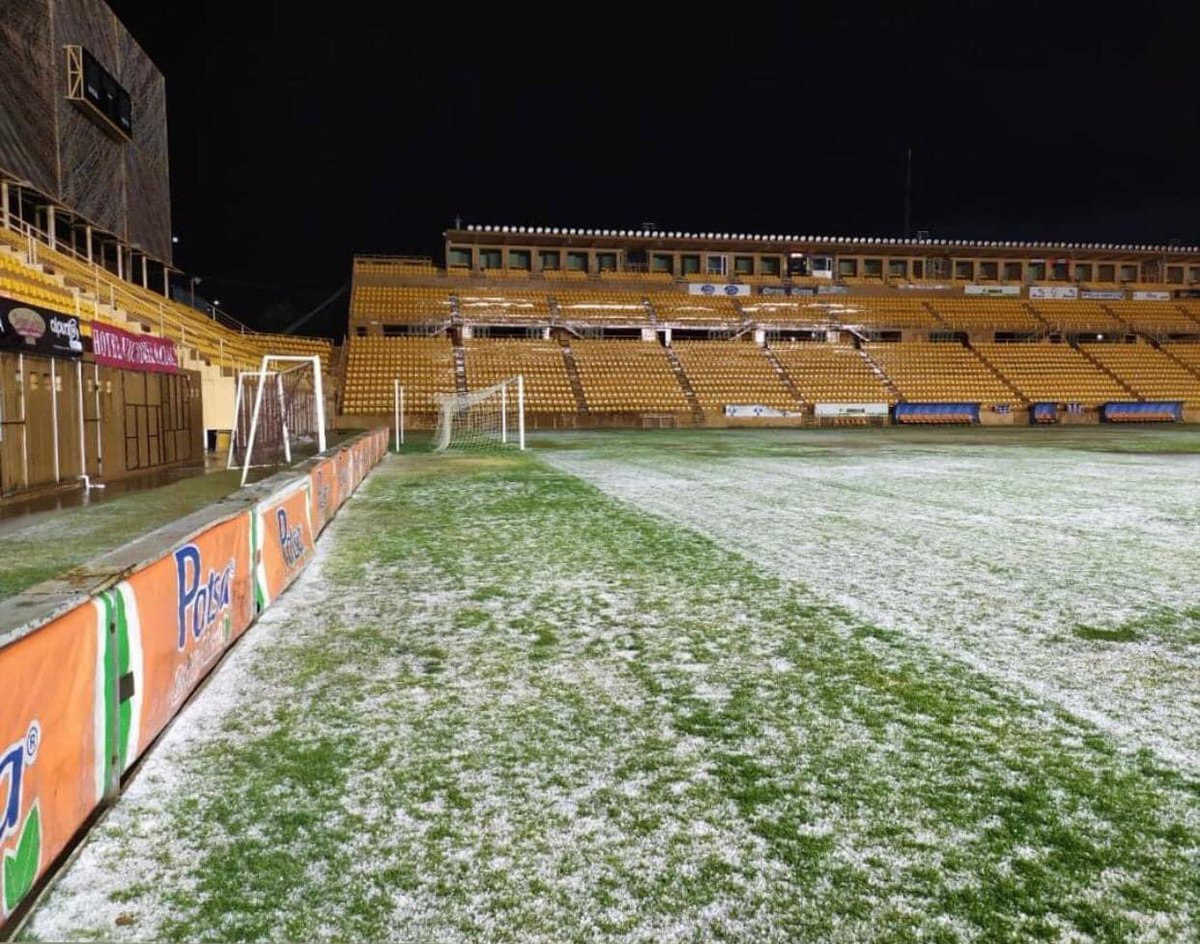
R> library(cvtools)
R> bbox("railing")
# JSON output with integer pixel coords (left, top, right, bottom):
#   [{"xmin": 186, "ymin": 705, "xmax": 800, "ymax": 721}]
[{"xmin": 1, "ymin": 217, "xmax": 264, "ymax": 369}]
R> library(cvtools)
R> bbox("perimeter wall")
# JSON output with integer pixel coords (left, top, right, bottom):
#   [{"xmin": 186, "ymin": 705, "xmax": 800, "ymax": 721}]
[{"xmin": 0, "ymin": 426, "xmax": 389, "ymax": 931}]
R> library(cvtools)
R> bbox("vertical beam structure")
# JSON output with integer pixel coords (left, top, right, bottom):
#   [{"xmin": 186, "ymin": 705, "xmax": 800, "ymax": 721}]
[
  {"xmin": 77, "ymin": 360, "xmax": 86, "ymax": 478},
  {"xmin": 85, "ymin": 225, "xmax": 93, "ymax": 264},
  {"xmin": 517, "ymin": 374, "xmax": 525, "ymax": 451},
  {"xmin": 276, "ymin": 374, "xmax": 291, "ymax": 464},
  {"xmin": 50, "ymin": 358, "xmax": 60, "ymax": 483},
  {"xmin": 94, "ymin": 364, "xmax": 103, "ymax": 475},
  {"xmin": 501, "ymin": 381, "xmax": 508, "ymax": 445},
  {"xmin": 19, "ymin": 354, "xmax": 28, "ymax": 491},
  {"xmin": 0, "ymin": 181, "xmax": 8, "ymax": 230}
]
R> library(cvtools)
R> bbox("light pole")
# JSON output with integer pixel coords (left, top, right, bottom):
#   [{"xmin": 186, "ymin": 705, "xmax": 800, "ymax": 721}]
[{"xmin": 189, "ymin": 275, "xmax": 201, "ymax": 310}]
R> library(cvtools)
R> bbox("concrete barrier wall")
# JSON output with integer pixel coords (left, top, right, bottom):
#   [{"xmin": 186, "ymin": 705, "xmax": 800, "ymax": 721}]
[{"xmin": 0, "ymin": 426, "xmax": 389, "ymax": 929}]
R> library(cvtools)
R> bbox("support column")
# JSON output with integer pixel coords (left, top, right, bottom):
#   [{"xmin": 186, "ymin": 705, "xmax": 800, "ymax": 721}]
[
  {"xmin": 85, "ymin": 225, "xmax": 93, "ymax": 263},
  {"xmin": 46, "ymin": 208, "xmax": 56, "ymax": 250},
  {"xmin": 0, "ymin": 181, "xmax": 8, "ymax": 230},
  {"xmin": 141, "ymin": 254, "xmax": 148, "ymax": 289},
  {"xmin": 163, "ymin": 264, "xmax": 170, "ymax": 297},
  {"xmin": 116, "ymin": 244, "xmax": 124, "ymax": 280}
]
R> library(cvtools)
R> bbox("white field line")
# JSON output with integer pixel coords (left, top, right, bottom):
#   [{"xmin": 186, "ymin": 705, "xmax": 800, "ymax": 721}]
[{"xmin": 545, "ymin": 445, "xmax": 1200, "ymax": 776}]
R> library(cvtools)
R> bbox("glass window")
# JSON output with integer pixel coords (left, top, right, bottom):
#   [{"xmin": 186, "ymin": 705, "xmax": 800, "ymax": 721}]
[
  {"xmin": 1166, "ymin": 266, "xmax": 1183, "ymax": 284},
  {"xmin": 1051, "ymin": 261, "xmax": 1069, "ymax": 280},
  {"xmin": 480, "ymin": 249, "xmax": 502, "ymax": 269},
  {"xmin": 566, "ymin": 251, "xmax": 589, "ymax": 272},
  {"xmin": 837, "ymin": 258, "xmax": 858, "ymax": 277},
  {"xmin": 1002, "ymin": 262, "xmax": 1023, "ymax": 281},
  {"xmin": 734, "ymin": 256, "xmax": 754, "ymax": 274},
  {"xmin": 651, "ymin": 254, "xmax": 673, "ymax": 274},
  {"xmin": 979, "ymin": 261, "xmax": 998, "ymax": 280},
  {"xmin": 681, "ymin": 254, "xmax": 701, "ymax": 275},
  {"xmin": 1074, "ymin": 263, "xmax": 1093, "ymax": 281},
  {"xmin": 539, "ymin": 250, "xmax": 560, "ymax": 271},
  {"xmin": 863, "ymin": 258, "xmax": 883, "ymax": 277},
  {"xmin": 888, "ymin": 259, "xmax": 908, "ymax": 278},
  {"xmin": 706, "ymin": 255, "xmax": 726, "ymax": 275},
  {"xmin": 448, "ymin": 247, "xmax": 472, "ymax": 268},
  {"xmin": 508, "ymin": 249, "xmax": 531, "ymax": 271},
  {"xmin": 760, "ymin": 256, "xmax": 780, "ymax": 276},
  {"xmin": 1097, "ymin": 264, "xmax": 1115, "ymax": 281},
  {"xmin": 596, "ymin": 252, "xmax": 617, "ymax": 272},
  {"xmin": 1029, "ymin": 262, "xmax": 1046, "ymax": 280},
  {"xmin": 1119, "ymin": 264, "xmax": 1137, "ymax": 281},
  {"xmin": 953, "ymin": 260, "xmax": 974, "ymax": 280}
]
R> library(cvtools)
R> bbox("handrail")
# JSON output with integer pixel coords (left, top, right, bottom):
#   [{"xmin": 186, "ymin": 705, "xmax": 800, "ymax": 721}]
[
  {"xmin": 6, "ymin": 217, "xmax": 257, "ymax": 336},
  {"xmin": 2, "ymin": 218, "xmax": 267, "ymax": 369}
]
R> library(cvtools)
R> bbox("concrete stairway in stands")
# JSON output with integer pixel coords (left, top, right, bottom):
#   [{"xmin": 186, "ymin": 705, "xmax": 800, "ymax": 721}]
[
  {"xmin": 664, "ymin": 344, "xmax": 705, "ymax": 424},
  {"xmin": 762, "ymin": 346, "xmax": 805, "ymax": 406},
  {"xmin": 556, "ymin": 337, "xmax": 590, "ymax": 414}
]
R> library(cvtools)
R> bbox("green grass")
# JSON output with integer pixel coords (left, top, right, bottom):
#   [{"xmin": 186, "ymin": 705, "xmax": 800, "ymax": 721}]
[
  {"xmin": 25, "ymin": 449, "xmax": 1200, "ymax": 942},
  {"xmin": 0, "ymin": 470, "xmax": 244, "ymax": 601}
]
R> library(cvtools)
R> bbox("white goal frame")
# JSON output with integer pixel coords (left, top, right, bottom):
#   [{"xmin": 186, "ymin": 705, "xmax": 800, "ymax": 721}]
[
  {"xmin": 394, "ymin": 380, "xmax": 404, "ymax": 450},
  {"xmin": 232, "ymin": 355, "xmax": 326, "ymax": 485},
  {"xmin": 434, "ymin": 374, "xmax": 525, "ymax": 452}
]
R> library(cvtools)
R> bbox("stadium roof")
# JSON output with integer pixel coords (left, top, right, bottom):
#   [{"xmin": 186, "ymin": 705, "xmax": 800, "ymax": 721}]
[{"xmin": 452, "ymin": 224, "xmax": 1199, "ymax": 256}]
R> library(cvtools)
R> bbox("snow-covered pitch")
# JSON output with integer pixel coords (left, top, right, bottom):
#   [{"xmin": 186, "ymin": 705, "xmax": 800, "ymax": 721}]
[{"xmin": 24, "ymin": 429, "xmax": 1200, "ymax": 943}]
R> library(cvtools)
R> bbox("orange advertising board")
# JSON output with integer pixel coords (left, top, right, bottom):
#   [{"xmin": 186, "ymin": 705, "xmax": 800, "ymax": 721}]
[
  {"xmin": 117, "ymin": 513, "xmax": 253, "ymax": 758},
  {"xmin": 0, "ymin": 604, "xmax": 102, "ymax": 920},
  {"xmin": 309, "ymin": 457, "xmax": 338, "ymax": 535},
  {"xmin": 254, "ymin": 480, "xmax": 315, "ymax": 610}
]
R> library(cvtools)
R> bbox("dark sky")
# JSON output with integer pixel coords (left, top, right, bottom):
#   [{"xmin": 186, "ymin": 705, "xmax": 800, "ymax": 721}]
[{"xmin": 107, "ymin": 1, "xmax": 1200, "ymax": 336}]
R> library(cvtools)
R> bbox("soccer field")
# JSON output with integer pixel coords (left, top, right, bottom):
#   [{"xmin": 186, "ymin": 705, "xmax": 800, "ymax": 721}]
[{"xmin": 24, "ymin": 429, "xmax": 1200, "ymax": 942}]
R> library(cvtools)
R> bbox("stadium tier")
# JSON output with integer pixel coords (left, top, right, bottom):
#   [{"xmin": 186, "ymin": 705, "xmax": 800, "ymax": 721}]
[
  {"xmin": 337, "ymin": 251, "xmax": 1200, "ymax": 425},
  {"xmin": 1108, "ymin": 302, "xmax": 1200, "ymax": 335},
  {"xmin": 463, "ymin": 339, "xmax": 576, "ymax": 413},
  {"xmin": 646, "ymin": 294, "xmax": 743, "ymax": 326},
  {"xmin": 770, "ymin": 343, "xmax": 896, "ymax": 404},
  {"xmin": 866, "ymin": 341, "xmax": 1019, "ymax": 405},
  {"xmin": 1081, "ymin": 341, "xmax": 1200, "ymax": 405},
  {"xmin": 341, "ymin": 335, "xmax": 457, "ymax": 415},
  {"xmin": 556, "ymin": 291, "xmax": 648, "ymax": 324},
  {"xmin": 672, "ymin": 341, "xmax": 799, "ymax": 413},
  {"xmin": 971, "ymin": 342, "xmax": 1130, "ymax": 405},
  {"xmin": 569, "ymin": 339, "xmax": 690, "ymax": 413},
  {"xmin": 927, "ymin": 299, "xmax": 1040, "ymax": 333},
  {"xmin": 1026, "ymin": 300, "xmax": 1124, "ymax": 334}
]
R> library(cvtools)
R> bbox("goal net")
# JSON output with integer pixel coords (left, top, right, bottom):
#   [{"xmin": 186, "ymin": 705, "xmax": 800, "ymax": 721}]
[
  {"xmin": 434, "ymin": 375, "xmax": 525, "ymax": 452},
  {"xmin": 229, "ymin": 355, "xmax": 328, "ymax": 484}
]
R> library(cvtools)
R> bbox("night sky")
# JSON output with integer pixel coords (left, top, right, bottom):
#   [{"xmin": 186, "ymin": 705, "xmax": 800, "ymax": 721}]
[{"xmin": 107, "ymin": 1, "xmax": 1199, "ymax": 337}]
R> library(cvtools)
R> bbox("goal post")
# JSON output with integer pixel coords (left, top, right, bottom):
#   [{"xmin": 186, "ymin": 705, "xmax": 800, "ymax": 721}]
[
  {"xmin": 393, "ymin": 380, "xmax": 404, "ymax": 451},
  {"xmin": 434, "ymin": 374, "xmax": 525, "ymax": 452},
  {"xmin": 232, "ymin": 355, "xmax": 328, "ymax": 485}
]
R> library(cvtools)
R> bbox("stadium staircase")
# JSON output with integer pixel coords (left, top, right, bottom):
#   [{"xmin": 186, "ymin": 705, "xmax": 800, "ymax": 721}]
[
  {"xmin": 1156, "ymin": 341, "xmax": 1200, "ymax": 380},
  {"xmin": 548, "ymin": 295, "xmax": 563, "ymax": 322},
  {"xmin": 1023, "ymin": 303, "xmax": 1053, "ymax": 330},
  {"xmin": 919, "ymin": 300, "xmax": 950, "ymax": 328},
  {"xmin": 763, "ymin": 347, "xmax": 805, "ymax": 404},
  {"xmin": 1074, "ymin": 343, "xmax": 1138, "ymax": 397},
  {"xmin": 856, "ymin": 346, "xmax": 904, "ymax": 401},
  {"xmin": 643, "ymin": 297, "xmax": 658, "ymax": 324},
  {"xmin": 663, "ymin": 345, "xmax": 705, "ymax": 424},
  {"xmin": 556, "ymin": 337, "xmax": 590, "ymax": 414},
  {"xmin": 963, "ymin": 342, "xmax": 1026, "ymax": 400}
]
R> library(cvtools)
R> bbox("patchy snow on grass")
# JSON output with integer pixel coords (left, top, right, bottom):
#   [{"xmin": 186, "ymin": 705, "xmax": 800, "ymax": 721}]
[
  {"xmin": 546, "ymin": 437, "xmax": 1200, "ymax": 776},
  {"xmin": 22, "ymin": 448, "xmax": 1200, "ymax": 943}
]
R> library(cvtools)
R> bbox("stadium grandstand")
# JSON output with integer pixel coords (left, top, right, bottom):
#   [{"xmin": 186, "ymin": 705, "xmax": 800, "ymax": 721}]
[
  {"xmin": 0, "ymin": 0, "xmax": 334, "ymax": 496},
  {"xmin": 340, "ymin": 224, "xmax": 1200, "ymax": 430}
]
